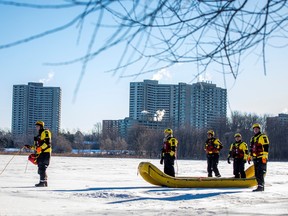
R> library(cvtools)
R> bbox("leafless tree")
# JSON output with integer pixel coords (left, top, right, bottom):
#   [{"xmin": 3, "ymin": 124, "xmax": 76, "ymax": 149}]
[
  {"xmin": 0, "ymin": 130, "xmax": 14, "ymax": 149},
  {"xmin": 0, "ymin": 0, "xmax": 287, "ymax": 96},
  {"xmin": 53, "ymin": 134, "xmax": 73, "ymax": 153},
  {"xmin": 74, "ymin": 130, "xmax": 84, "ymax": 152}
]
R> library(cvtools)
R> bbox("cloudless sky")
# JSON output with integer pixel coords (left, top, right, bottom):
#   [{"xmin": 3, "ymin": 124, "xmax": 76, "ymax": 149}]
[{"xmin": 0, "ymin": 1, "xmax": 288, "ymax": 133}]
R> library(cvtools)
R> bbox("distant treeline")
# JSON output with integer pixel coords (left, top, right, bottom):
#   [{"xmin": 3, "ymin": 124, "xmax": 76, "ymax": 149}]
[{"xmin": 1, "ymin": 112, "xmax": 287, "ymax": 161}]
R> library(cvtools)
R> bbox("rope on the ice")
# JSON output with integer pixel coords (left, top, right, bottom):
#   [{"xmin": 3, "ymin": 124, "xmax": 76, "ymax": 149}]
[
  {"xmin": 0, "ymin": 147, "xmax": 24, "ymax": 176},
  {"xmin": 175, "ymin": 159, "xmax": 179, "ymax": 175},
  {"xmin": 24, "ymin": 157, "xmax": 29, "ymax": 173},
  {"xmin": 175, "ymin": 153, "xmax": 179, "ymax": 175}
]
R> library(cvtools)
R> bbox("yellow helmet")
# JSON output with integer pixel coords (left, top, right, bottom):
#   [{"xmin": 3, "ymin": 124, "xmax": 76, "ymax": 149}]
[
  {"xmin": 207, "ymin": 130, "xmax": 215, "ymax": 136},
  {"xmin": 234, "ymin": 133, "xmax": 242, "ymax": 138},
  {"xmin": 164, "ymin": 128, "xmax": 173, "ymax": 134},
  {"xmin": 252, "ymin": 123, "xmax": 261, "ymax": 129},
  {"xmin": 35, "ymin": 121, "xmax": 44, "ymax": 128}
]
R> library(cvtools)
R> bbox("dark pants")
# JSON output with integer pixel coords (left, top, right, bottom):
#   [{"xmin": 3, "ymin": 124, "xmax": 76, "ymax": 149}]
[
  {"xmin": 207, "ymin": 153, "xmax": 220, "ymax": 177},
  {"xmin": 254, "ymin": 158, "xmax": 267, "ymax": 187},
  {"xmin": 233, "ymin": 158, "xmax": 246, "ymax": 178},
  {"xmin": 37, "ymin": 153, "xmax": 50, "ymax": 182},
  {"xmin": 163, "ymin": 154, "xmax": 175, "ymax": 177}
]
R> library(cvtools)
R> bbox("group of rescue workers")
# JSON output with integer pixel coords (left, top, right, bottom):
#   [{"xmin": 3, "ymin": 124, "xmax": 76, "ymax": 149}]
[
  {"xmin": 160, "ymin": 123, "xmax": 270, "ymax": 192},
  {"xmin": 25, "ymin": 120, "xmax": 269, "ymax": 192}
]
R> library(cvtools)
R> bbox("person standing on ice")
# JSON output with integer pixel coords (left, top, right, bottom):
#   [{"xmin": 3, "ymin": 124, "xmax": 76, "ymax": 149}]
[
  {"xmin": 25, "ymin": 121, "xmax": 52, "ymax": 187},
  {"xmin": 160, "ymin": 128, "xmax": 178, "ymax": 177},
  {"xmin": 227, "ymin": 133, "xmax": 249, "ymax": 178},
  {"xmin": 204, "ymin": 130, "xmax": 223, "ymax": 177},
  {"xmin": 249, "ymin": 123, "xmax": 270, "ymax": 192}
]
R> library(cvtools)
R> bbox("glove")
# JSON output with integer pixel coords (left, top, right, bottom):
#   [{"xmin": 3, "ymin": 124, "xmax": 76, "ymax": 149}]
[
  {"xmin": 160, "ymin": 158, "xmax": 163, "ymax": 165},
  {"xmin": 169, "ymin": 151, "xmax": 175, "ymax": 157},
  {"xmin": 36, "ymin": 147, "xmax": 42, "ymax": 154},
  {"xmin": 227, "ymin": 157, "xmax": 231, "ymax": 164},
  {"xmin": 262, "ymin": 157, "xmax": 267, "ymax": 164},
  {"xmin": 24, "ymin": 145, "xmax": 31, "ymax": 149},
  {"xmin": 247, "ymin": 156, "xmax": 251, "ymax": 164}
]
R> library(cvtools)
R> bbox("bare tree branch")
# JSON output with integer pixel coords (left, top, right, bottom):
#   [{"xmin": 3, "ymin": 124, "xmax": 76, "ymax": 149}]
[{"xmin": 0, "ymin": 0, "xmax": 287, "ymax": 96}]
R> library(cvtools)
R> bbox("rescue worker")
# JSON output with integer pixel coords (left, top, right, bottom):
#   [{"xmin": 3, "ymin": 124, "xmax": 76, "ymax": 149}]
[
  {"xmin": 204, "ymin": 130, "xmax": 223, "ymax": 177},
  {"xmin": 249, "ymin": 123, "xmax": 270, "ymax": 192},
  {"xmin": 160, "ymin": 128, "xmax": 178, "ymax": 177},
  {"xmin": 227, "ymin": 133, "xmax": 249, "ymax": 178},
  {"xmin": 25, "ymin": 121, "xmax": 52, "ymax": 187}
]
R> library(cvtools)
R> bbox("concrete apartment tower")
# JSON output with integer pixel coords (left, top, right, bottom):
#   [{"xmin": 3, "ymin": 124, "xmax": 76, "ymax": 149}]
[
  {"xmin": 129, "ymin": 80, "xmax": 227, "ymax": 129},
  {"xmin": 12, "ymin": 82, "xmax": 61, "ymax": 137}
]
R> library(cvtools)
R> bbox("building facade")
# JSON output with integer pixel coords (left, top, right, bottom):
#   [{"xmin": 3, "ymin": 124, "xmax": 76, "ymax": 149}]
[
  {"xmin": 266, "ymin": 113, "xmax": 288, "ymax": 129},
  {"xmin": 103, "ymin": 80, "xmax": 227, "ymax": 138},
  {"xmin": 12, "ymin": 82, "xmax": 61, "ymax": 136},
  {"xmin": 129, "ymin": 80, "xmax": 175, "ymax": 124},
  {"xmin": 190, "ymin": 81, "xmax": 227, "ymax": 128},
  {"xmin": 128, "ymin": 80, "xmax": 227, "ymax": 129}
]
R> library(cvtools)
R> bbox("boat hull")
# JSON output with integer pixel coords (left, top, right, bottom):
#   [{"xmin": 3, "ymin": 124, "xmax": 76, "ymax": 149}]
[{"xmin": 138, "ymin": 162, "xmax": 257, "ymax": 188}]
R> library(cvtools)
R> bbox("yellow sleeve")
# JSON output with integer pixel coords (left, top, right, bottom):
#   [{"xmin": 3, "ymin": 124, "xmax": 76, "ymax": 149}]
[
  {"xmin": 40, "ymin": 130, "xmax": 51, "ymax": 140},
  {"xmin": 40, "ymin": 130, "xmax": 51, "ymax": 149},
  {"xmin": 214, "ymin": 138, "xmax": 223, "ymax": 149},
  {"xmin": 240, "ymin": 142, "xmax": 249, "ymax": 160},
  {"xmin": 215, "ymin": 138, "xmax": 222, "ymax": 145},
  {"xmin": 259, "ymin": 135, "xmax": 269, "ymax": 145},
  {"xmin": 259, "ymin": 135, "xmax": 269, "ymax": 158},
  {"xmin": 170, "ymin": 138, "xmax": 178, "ymax": 147}
]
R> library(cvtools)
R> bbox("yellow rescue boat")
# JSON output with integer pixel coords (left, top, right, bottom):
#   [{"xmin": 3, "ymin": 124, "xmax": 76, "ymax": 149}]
[{"xmin": 138, "ymin": 162, "xmax": 257, "ymax": 188}]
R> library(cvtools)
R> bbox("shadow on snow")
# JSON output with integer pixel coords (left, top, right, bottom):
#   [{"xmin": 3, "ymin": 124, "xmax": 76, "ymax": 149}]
[{"xmin": 52, "ymin": 186, "xmax": 242, "ymax": 204}]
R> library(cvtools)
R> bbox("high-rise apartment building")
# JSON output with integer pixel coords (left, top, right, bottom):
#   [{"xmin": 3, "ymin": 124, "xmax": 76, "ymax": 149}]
[
  {"xmin": 129, "ymin": 80, "xmax": 174, "ymax": 123},
  {"xmin": 191, "ymin": 82, "xmax": 227, "ymax": 128},
  {"xmin": 12, "ymin": 82, "xmax": 61, "ymax": 136},
  {"xmin": 129, "ymin": 80, "xmax": 227, "ymax": 129}
]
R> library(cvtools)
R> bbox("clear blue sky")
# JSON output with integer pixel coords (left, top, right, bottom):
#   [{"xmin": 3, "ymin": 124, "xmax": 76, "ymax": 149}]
[{"xmin": 1, "ymin": 1, "xmax": 288, "ymax": 133}]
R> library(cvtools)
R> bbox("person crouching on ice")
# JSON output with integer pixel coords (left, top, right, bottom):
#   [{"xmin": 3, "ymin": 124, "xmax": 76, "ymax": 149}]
[
  {"xmin": 25, "ymin": 121, "xmax": 52, "ymax": 187},
  {"xmin": 227, "ymin": 133, "xmax": 249, "ymax": 178},
  {"xmin": 160, "ymin": 128, "xmax": 178, "ymax": 177}
]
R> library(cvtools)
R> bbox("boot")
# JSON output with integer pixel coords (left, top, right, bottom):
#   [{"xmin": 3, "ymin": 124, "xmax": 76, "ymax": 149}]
[
  {"xmin": 215, "ymin": 172, "xmax": 221, "ymax": 177},
  {"xmin": 35, "ymin": 181, "xmax": 48, "ymax": 187},
  {"xmin": 253, "ymin": 185, "xmax": 264, "ymax": 192}
]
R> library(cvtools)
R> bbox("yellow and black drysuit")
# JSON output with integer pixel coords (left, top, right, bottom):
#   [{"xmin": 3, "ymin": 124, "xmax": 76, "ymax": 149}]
[
  {"xmin": 205, "ymin": 137, "xmax": 223, "ymax": 177},
  {"xmin": 227, "ymin": 140, "xmax": 248, "ymax": 178},
  {"xmin": 161, "ymin": 135, "xmax": 178, "ymax": 177},
  {"xmin": 32, "ymin": 128, "xmax": 52, "ymax": 185},
  {"xmin": 250, "ymin": 132, "xmax": 269, "ymax": 190}
]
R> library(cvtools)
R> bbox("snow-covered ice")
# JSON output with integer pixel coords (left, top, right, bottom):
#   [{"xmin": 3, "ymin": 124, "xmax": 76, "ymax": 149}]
[{"xmin": 0, "ymin": 155, "xmax": 287, "ymax": 215}]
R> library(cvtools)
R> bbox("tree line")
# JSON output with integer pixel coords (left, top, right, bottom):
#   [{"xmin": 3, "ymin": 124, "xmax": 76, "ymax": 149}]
[{"xmin": 1, "ymin": 112, "xmax": 287, "ymax": 161}]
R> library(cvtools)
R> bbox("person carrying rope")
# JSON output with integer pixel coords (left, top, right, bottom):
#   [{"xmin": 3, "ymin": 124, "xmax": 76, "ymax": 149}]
[{"xmin": 25, "ymin": 121, "xmax": 52, "ymax": 187}]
